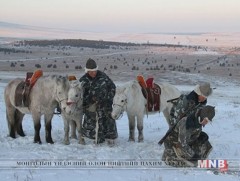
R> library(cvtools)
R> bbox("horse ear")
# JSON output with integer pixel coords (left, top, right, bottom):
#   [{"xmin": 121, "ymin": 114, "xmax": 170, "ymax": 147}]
[
  {"xmin": 56, "ymin": 75, "xmax": 64, "ymax": 85},
  {"xmin": 78, "ymin": 81, "xmax": 84, "ymax": 89},
  {"xmin": 132, "ymin": 83, "xmax": 138, "ymax": 90},
  {"xmin": 116, "ymin": 86, "xmax": 121, "ymax": 93},
  {"xmin": 70, "ymin": 80, "xmax": 79, "ymax": 87},
  {"xmin": 122, "ymin": 87, "xmax": 127, "ymax": 93}
]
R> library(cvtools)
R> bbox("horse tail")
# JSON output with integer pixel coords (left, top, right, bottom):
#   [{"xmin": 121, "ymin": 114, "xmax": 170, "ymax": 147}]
[
  {"xmin": 5, "ymin": 106, "xmax": 17, "ymax": 138},
  {"xmin": 5, "ymin": 105, "xmax": 25, "ymax": 138}
]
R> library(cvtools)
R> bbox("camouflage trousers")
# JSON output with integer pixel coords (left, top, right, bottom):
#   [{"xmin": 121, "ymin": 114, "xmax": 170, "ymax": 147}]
[
  {"xmin": 82, "ymin": 106, "xmax": 118, "ymax": 144},
  {"xmin": 162, "ymin": 132, "xmax": 212, "ymax": 167}
]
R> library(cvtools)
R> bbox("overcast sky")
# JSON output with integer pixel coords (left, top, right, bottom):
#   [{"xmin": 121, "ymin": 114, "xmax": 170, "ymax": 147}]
[{"xmin": 1, "ymin": 0, "xmax": 240, "ymax": 33}]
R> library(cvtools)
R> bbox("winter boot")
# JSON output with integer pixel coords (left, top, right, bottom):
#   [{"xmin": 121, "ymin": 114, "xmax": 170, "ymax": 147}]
[{"xmin": 201, "ymin": 141, "xmax": 213, "ymax": 159}]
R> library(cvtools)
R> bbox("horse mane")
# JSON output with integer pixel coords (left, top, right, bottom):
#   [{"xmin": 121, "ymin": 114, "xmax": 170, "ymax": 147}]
[
  {"xmin": 46, "ymin": 75, "xmax": 69, "ymax": 89},
  {"xmin": 116, "ymin": 80, "xmax": 141, "ymax": 96}
]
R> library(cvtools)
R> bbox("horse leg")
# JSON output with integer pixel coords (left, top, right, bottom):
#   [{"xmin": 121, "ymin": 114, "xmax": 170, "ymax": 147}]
[
  {"xmin": 44, "ymin": 113, "xmax": 54, "ymax": 144},
  {"xmin": 128, "ymin": 114, "xmax": 135, "ymax": 142},
  {"xmin": 15, "ymin": 109, "xmax": 25, "ymax": 137},
  {"xmin": 62, "ymin": 115, "xmax": 70, "ymax": 145},
  {"xmin": 70, "ymin": 119, "xmax": 77, "ymax": 139},
  {"xmin": 6, "ymin": 107, "xmax": 16, "ymax": 138},
  {"xmin": 76, "ymin": 116, "xmax": 85, "ymax": 145},
  {"xmin": 137, "ymin": 115, "xmax": 144, "ymax": 142},
  {"xmin": 32, "ymin": 113, "xmax": 42, "ymax": 144}
]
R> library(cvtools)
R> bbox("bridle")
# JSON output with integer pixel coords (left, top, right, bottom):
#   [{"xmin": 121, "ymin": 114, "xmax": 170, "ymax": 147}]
[
  {"xmin": 112, "ymin": 94, "xmax": 128, "ymax": 119},
  {"xmin": 55, "ymin": 88, "xmax": 68, "ymax": 108},
  {"xmin": 65, "ymin": 88, "xmax": 84, "ymax": 113},
  {"xmin": 66, "ymin": 95, "xmax": 83, "ymax": 113}
]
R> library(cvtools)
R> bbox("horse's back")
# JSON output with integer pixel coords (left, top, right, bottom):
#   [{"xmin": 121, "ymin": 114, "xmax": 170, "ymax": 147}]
[
  {"xmin": 157, "ymin": 82, "xmax": 181, "ymax": 111},
  {"xmin": 158, "ymin": 82, "xmax": 181, "ymax": 98},
  {"xmin": 127, "ymin": 80, "xmax": 146, "ymax": 115},
  {"xmin": 30, "ymin": 75, "xmax": 67, "ymax": 110}
]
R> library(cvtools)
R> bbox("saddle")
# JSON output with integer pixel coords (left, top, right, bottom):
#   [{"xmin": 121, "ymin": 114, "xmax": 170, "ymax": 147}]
[
  {"xmin": 15, "ymin": 70, "xmax": 43, "ymax": 107},
  {"xmin": 137, "ymin": 75, "xmax": 161, "ymax": 112}
]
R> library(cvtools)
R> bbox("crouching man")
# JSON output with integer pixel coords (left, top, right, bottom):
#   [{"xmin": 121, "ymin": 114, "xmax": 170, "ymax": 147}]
[{"xmin": 162, "ymin": 105, "xmax": 215, "ymax": 167}]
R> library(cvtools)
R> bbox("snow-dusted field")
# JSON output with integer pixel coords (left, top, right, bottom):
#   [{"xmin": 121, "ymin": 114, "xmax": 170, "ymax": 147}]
[{"xmin": 0, "ymin": 72, "xmax": 240, "ymax": 181}]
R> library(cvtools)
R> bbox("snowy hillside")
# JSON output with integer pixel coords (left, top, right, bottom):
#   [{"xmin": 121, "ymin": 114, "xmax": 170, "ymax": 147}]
[{"xmin": 0, "ymin": 73, "xmax": 240, "ymax": 181}]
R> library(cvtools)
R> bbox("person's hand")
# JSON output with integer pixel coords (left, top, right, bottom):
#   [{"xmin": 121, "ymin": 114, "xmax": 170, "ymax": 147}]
[
  {"xmin": 189, "ymin": 153, "xmax": 200, "ymax": 161},
  {"xmin": 92, "ymin": 96, "xmax": 97, "ymax": 102}
]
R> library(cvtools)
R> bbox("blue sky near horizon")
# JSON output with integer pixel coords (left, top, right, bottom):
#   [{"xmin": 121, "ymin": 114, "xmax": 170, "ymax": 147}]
[{"xmin": 0, "ymin": 0, "xmax": 240, "ymax": 33}]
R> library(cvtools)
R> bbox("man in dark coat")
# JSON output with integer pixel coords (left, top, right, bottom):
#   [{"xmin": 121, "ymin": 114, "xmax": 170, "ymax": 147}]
[
  {"xmin": 79, "ymin": 58, "xmax": 118, "ymax": 144},
  {"xmin": 162, "ymin": 105, "xmax": 215, "ymax": 167}
]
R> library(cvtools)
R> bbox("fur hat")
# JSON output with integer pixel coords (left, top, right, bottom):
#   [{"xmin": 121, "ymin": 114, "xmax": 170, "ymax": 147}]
[
  {"xmin": 84, "ymin": 58, "xmax": 98, "ymax": 73},
  {"xmin": 200, "ymin": 105, "xmax": 215, "ymax": 121},
  {"xmin": 194, "ymin": 82, "xmax": 212, "ymax": 97}
]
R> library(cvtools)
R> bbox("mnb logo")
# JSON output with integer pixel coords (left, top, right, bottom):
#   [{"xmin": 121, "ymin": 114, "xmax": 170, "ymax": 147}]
[{"xmin": 198, "ymin": 160, "xmax": 228, "ymax": 172}]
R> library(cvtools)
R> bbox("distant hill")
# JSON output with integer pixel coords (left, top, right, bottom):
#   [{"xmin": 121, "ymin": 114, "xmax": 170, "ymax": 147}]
[
  {"xmin": 1, "ymin": 21, "xmax": 239, "ymax": 47},
  {"xmin": 0, "ymin": 21, "xmax": 61, "ymax": 39},
  {"xmin": 0, "ymin": 21, "xmax": 129, "ymax": 41},
  {"xmin": 0, "ymin": 21, "xmax": 22, "ymax": 28},
  {"xmin": 0, "ymin": 21, "xmax": 45, "ymax": 30}
]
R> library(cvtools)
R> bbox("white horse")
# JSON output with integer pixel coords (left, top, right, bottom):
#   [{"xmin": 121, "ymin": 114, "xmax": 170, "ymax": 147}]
[
  {"xmin": 61, "ymin": 80, "xmax": 85, "ymax": 145},
  {"xmin": 111, "ymin": 80, "xmax": 181, "ymax": 142},
  {"xmin": 4, "ymin": 75, "xmax": 70, "ymax": 144}
]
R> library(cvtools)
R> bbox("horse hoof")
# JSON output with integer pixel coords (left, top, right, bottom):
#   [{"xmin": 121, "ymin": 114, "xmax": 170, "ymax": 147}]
[
  {"xmin": 138, "ymin": 136, "xmax": 144, "ymax": 142},
  {"xmin": 71, "ymin": 135, "xmax": 77, "ymax": 139},
  {"xmin": 107, "ymin": 139, "xmax": 115, "ymax": 147},
  {"xmin": 47, "ymin": 141, "xmax": 54, "ymax": 144},
  {"xmin": 64, "ymin": 140, "xmax": 70, "ymax": 145},
  {"xmin": 78, "ymin": 140, "xmax": 85, "ymax": 145},
  {"xmin": 9, "ymin": 134, "xmax": 16, "ymax": 139},
  {"xmin": 34, "ymin": 140, "xmax": 42, "ymax": 144},
  {"xmin": 17, "ymin": 130, "xmax": 25, "ymax": 137},
  {"xmin": 46, "ymin": 138, "xmax": 54, "ymax": 144},
  {"xmin": 19, "ymin": 133, "xmax": 26, "ymax": 137},
  {"xmin": 128, "ymin": 138, "xmax": 135, "ymax": 142},
  {"xmin": 9, "ymin": 131, "xmax": 16, "ymax": 139}
]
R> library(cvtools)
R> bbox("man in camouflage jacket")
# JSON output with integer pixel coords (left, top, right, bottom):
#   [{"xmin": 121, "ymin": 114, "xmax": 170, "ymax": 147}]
[
  {"xmin": 79, "ymin": 58, "xmax": 118, "ymax": 144},
  {"xmin": 162, "ymin": 105, "xmax": 215, "ymax": 167},
  {"xmin": 169, "ymin": 82, "xmax": 213, "ymax": 126}
]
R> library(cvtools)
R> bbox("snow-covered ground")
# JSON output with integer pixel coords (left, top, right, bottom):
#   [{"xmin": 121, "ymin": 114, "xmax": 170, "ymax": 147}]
[{"xmin": 0, "ymin": 72, "xmax": 240, "ymax": 181}]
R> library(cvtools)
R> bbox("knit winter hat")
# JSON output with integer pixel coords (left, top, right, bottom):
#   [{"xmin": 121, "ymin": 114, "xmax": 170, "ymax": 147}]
[
  {"xmin": 194, "ymin": 82, "xmax": 212, "ymax": 97},
  {"xmin": 84, "ymin": 58, "xmax": 98, "ymax": 73},
  {"xmin": 200, "ymin": 105, "xmax": 215, "ymax": 121}
]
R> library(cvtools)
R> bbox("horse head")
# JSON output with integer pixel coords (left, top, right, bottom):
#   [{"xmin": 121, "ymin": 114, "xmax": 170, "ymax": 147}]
[
  {"xmin": 111, "ymin": 86, "xmax": 128, "ymax": 120},
  {"xmin": 55, "ymin": 75, "xmax": 71, "ymax": 111},
  {"xmin": 65, "ymin": 80, "xmax": 84, "ymax": 115}
]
